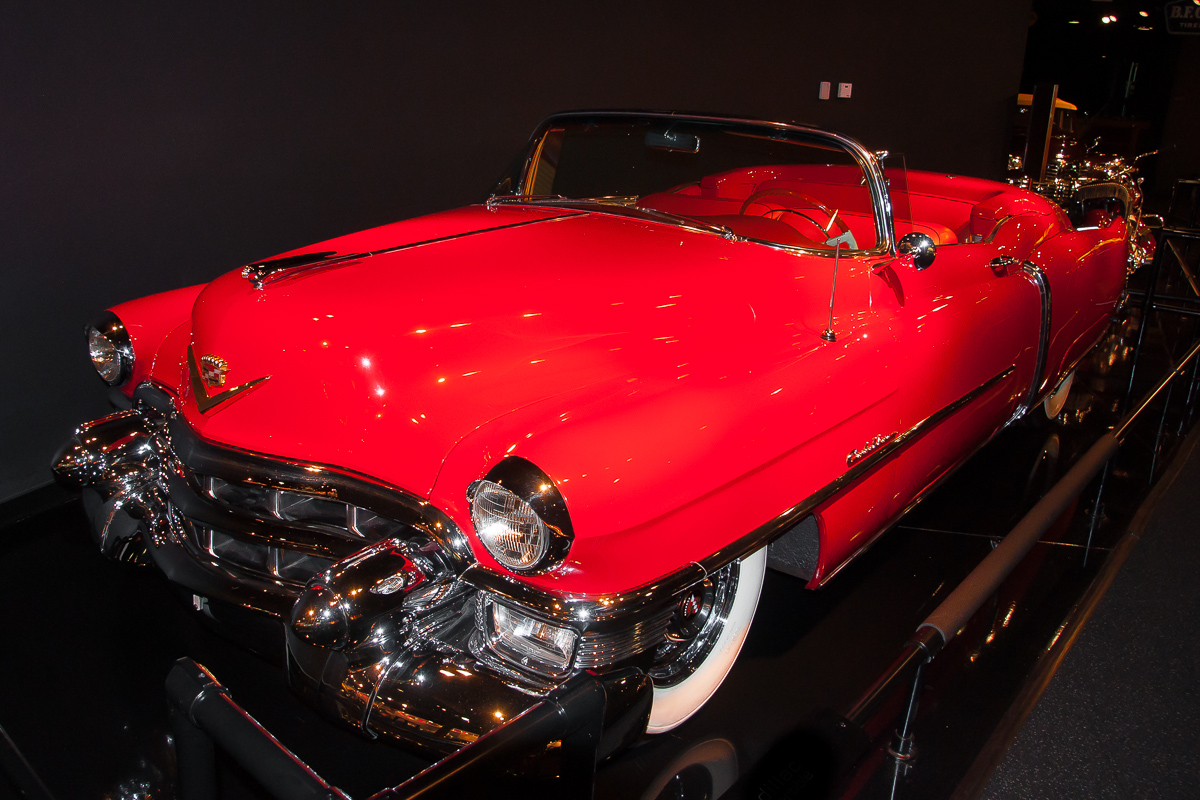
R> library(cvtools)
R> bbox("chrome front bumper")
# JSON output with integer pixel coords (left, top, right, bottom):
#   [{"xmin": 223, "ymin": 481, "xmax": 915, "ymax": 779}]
[{"xmin": 53, "ymin": 386, "xmax": 657, "ymax": 755}]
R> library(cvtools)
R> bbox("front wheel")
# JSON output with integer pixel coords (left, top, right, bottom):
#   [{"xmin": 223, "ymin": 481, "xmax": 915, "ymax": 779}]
[{"xmin": 646, "ymin": 547, "xmax": 767, "ymax": 733}]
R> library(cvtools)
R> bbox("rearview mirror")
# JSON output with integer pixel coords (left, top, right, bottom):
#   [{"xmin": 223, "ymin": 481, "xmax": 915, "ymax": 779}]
[{"xmin": 645, "ymin": 129, "xmax": 700, "ymax": 153}]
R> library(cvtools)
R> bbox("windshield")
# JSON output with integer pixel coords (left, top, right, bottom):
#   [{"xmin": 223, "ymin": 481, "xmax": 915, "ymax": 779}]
[{"xmin": 493, "ymin": 115, "xmax": 881, "ymax": 252}]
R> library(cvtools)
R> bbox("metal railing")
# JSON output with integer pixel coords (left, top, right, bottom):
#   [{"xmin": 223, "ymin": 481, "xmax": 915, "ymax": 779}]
[
  {"xmin": 0, "ymin": 723, "xmax": 55, "ymax": 800},
  {"xmin": 166, "ymin": 657, "xmax": 643, "ymax": 800},
  {"xmin": 1124, "ymin": 227, "xmax": 1200, "ymax": 409},
  {"xmin": 837, "ymin": 223, "xmax": 1200, "ymax": 784}
]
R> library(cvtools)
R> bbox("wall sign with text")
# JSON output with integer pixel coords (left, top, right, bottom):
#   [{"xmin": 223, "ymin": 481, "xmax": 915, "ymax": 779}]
[{"xmin": 1166, "ymin": 0, "xmax": 1200, "ymax": 34}]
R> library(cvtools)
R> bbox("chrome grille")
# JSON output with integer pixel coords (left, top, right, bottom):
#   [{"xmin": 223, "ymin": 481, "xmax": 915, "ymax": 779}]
[
  {"xmin": 191, "ymin": 523, "xmax": 333, "ymax": 583},
  {"xmin": 201, "ymin": 475, "xmax": 410, "ymax": 541},
  {"xmin": 176, "ymin": 472, "xmax": 420, "ymax": 587}
]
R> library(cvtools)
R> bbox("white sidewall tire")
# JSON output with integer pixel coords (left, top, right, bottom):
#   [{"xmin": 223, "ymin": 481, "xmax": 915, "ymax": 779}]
[
  {"xmin": 1044, "ymin": 370, "xmax": 1075, "ymax": 418},
  {"xmin": 646, "ymin": 547, "xmax": 768, "ymax": 733}
]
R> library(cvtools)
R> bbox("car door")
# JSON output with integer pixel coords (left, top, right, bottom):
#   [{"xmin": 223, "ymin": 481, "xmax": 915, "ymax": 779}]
[{"xmin": 872, "ymin": 219, "xmax": 1045, "ymax": 517}]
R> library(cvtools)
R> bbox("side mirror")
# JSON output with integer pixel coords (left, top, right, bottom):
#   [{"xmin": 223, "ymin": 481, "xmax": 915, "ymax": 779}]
[{"xmin": 897, "ymin": 232, "xmax": 937, "ymax": 270}]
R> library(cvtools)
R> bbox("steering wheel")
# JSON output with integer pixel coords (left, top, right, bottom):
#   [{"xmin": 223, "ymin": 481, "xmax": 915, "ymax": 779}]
[{"xmin": 738, "ymin": 187, "xmax": 851, "ymax": 245}]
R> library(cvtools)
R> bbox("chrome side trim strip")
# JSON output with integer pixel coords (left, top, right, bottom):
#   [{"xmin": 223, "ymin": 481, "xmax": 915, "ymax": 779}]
[
  {"xmin": 816, "ymin": 407, "xmax": 1016, "ymax": 587},
  {"xmin": 464, "ymin": 365, "xmax": 1016, "ymax": 625},
  {"xmin": 1017, "ymin": 261, "xmax": 1052, "ymax": 413},
  {"xmin": 694, "ymin": 364, "xmax": 1016, "ymax": 576}
]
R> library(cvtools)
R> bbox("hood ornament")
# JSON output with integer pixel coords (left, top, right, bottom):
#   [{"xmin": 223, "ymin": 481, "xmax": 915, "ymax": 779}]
[
  {"xmin": 241, "ymin": 250, "xmax": 345, "ymax": 289},
  {"xmin": 187, "ymin": 346, "xmax": 270, "ymax": 413}
]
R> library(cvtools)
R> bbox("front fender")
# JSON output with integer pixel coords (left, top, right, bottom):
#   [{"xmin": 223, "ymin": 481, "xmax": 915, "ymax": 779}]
[{"xmin": 110, "ymin": 284, "xmax": 206, "ymax": 397}]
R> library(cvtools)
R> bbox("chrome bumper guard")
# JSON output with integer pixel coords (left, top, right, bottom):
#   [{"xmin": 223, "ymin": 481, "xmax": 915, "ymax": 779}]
[{"xmin": 53, "ymin": 385, "xmax": 664, "ymax": 754}]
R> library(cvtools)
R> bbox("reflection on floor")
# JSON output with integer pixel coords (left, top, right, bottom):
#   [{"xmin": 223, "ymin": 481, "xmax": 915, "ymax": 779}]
[
  {"xmin": 981, "ymin": 427, "xmax": 1200, "ymax": 800},
  {"xmin": 1, "ymin": 263, "xmax": 1198, "ymax": 800}
]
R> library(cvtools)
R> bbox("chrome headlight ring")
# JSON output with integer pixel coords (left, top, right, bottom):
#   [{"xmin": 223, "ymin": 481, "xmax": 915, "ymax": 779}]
[
  {"xmin": 466, "ymin": 456, "xmax": 574, "ymax": 574},
  {"xmin": 85, "ymin": 311, "xmax": 135, "ymax": 387}
]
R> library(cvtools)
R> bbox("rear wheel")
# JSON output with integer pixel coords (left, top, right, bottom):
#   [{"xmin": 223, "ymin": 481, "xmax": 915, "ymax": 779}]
[
  {"xmin": 646, "ymin": 547, "xmax": 767, "ymax": 732},
  {"xmin": 1044, "ymin": 370, "xmax": 1075, "ymax": 418}
]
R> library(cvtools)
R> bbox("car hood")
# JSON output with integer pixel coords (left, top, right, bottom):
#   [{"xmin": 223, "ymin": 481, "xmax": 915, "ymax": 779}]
[{"xmin": 172, "ymin": 204, "xmax": 834, "ymax": 497}]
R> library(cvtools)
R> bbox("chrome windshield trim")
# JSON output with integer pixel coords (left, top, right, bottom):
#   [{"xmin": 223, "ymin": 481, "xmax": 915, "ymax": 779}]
[
  {"xmin": 463, "ymin": 365, "xmax": 1017, "ymax": 625},
  {"xmin": 499, "ymin": 110, "xmax": 895, "ymax": 257}
]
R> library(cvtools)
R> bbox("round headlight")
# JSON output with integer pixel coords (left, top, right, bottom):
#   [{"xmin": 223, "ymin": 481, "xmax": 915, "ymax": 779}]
[
  {"xmin": 467, "ymin": 457, "xmax": 574, "ymax": 574},
  {"xmin": 85, "ymin": 312, "xmax": 134, "ymax": 387},
  {"xmin": 470, "ymin": 481, "xmax": 550, "ymax": 571}
]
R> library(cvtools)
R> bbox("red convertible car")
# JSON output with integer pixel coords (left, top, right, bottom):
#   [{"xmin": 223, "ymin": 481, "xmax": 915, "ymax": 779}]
[{"xmin": 55, "ymin": 111, "xmax": 1133, "ymax": 754}]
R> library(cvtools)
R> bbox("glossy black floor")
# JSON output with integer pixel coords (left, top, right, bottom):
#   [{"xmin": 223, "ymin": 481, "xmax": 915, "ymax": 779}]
[{"xmin": 2, "ymin": 262, "xmax": 1198, "ymax": 800}]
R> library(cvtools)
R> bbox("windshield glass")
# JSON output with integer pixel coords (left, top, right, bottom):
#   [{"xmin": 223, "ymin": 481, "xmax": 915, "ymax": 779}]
[{"xmin": 493, "ymin": 116, "xmax": 880, "ymax": 252}]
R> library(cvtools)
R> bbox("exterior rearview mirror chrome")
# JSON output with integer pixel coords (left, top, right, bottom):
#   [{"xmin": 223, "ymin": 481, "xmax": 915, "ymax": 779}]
[
  {"xmin": 897, "ymin": 232, "xmax": 937, "ymax": 270},
  {"xmin": 988, "ymin": 256, "xmax": 1021, "ymax": 277}
]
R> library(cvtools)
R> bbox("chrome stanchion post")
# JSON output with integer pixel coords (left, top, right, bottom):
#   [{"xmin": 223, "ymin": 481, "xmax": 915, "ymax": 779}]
[
  {"xmin": 1083, "ymin": 461, "xmax": 1109, "ymax": 569},
  {"xmin": 1125, "ymin": 231, "xmax": 1168, "ymax": 411},
  {"xmin": 888, "ymin": 655, "xmax": 927, "ymax": 766},
  {"xmin": 1149, "ymin": 382, "xmax": 1175, "ymax": 485},
  {"xmin": 1186, "ymin": 350, "xmax": 1200, "ymax": 428}
]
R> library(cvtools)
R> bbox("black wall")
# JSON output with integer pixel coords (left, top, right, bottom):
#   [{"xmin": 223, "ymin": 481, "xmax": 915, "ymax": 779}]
[
  {"xmin": 0, "ymin": 2, "xmax": 1033, "ymax": 502},
  {"xmin": 1157, "ymin": 36, "xmax": 1200, "ymax": 203}
]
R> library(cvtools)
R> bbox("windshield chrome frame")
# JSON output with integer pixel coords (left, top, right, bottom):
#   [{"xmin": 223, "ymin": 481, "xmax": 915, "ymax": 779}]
[{"xmin": 495, "ymin": 110, "xmax": 897, "ymax": 258}]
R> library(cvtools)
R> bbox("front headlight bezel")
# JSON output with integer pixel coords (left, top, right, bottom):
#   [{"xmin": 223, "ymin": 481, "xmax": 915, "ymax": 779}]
[
  {"xmin": 466, "ymin": 456, "xmax": 574, "ymax": 574},
  {"xmin": 85, "ymin": 311, "xmax": 135, "ymax": 387}
]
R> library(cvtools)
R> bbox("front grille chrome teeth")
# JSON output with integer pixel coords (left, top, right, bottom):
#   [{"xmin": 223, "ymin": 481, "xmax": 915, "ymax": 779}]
[
  {"xmin": 191, "ymin": 523, "xmax": 333, "ymax": 584},
  {"xmin": 189, "ymin": 473, "xmax": 421, "ymax": 585},
  {"xmin": 200, "ymin": 475, "xmax": 408, "ymax": 541}
]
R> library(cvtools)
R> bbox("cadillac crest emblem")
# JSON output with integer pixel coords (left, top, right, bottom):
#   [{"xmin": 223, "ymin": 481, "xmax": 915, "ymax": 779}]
[{"xmin": 199, "ymin": 355, "xmax": 228, "ymax": 388}]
